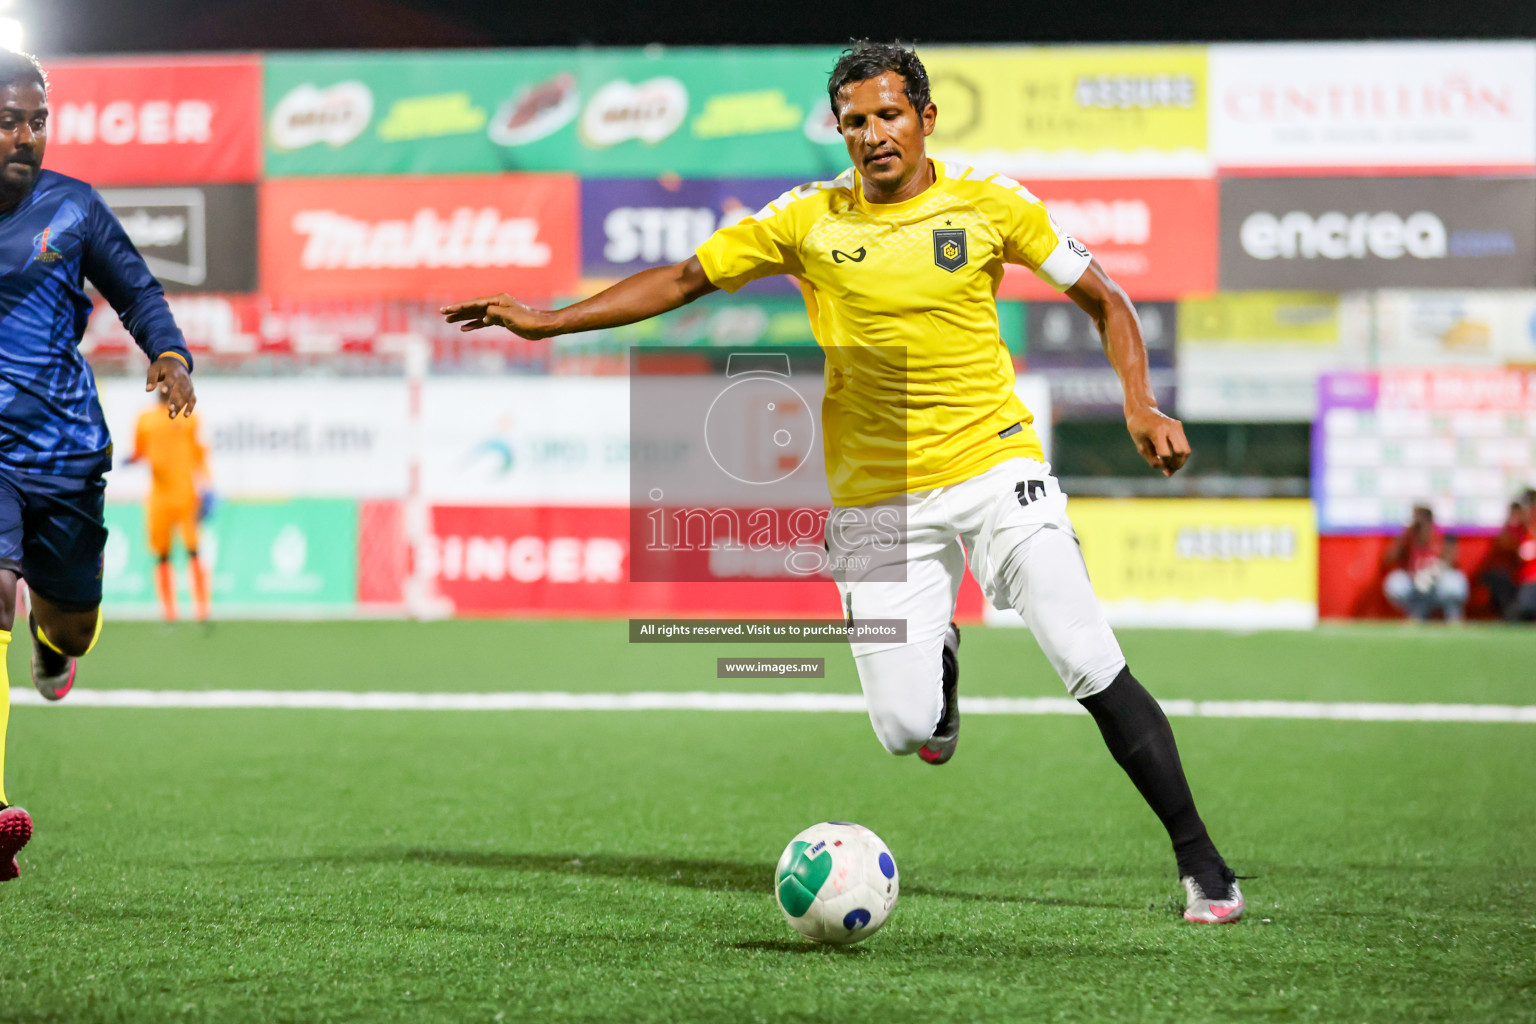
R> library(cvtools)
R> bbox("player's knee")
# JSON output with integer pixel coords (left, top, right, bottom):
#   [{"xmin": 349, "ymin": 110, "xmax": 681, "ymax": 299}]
[
  {"xmin": 38, "ymin": 612, "xmax": 99, "ymax": 657},
  {"xmin": 51, "ymin": 627, "xmax": 94, "ymax": 658},
  {"xmin": 1383, "ymin": 569, "xmax": 1413, "ymax": 605},
  {"xmin": 1059, "ymin": 653, "xmax": 1127, "ymax": 700},
  {"xmin": 866, "ymin": 702, "xmax": 938, "ymax": 756}
]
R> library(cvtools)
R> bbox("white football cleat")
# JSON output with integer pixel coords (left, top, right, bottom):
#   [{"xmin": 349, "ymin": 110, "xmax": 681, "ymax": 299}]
[{"xmin": 1181, "ymin": 864, "xmax": 1245, "ymax": 923}]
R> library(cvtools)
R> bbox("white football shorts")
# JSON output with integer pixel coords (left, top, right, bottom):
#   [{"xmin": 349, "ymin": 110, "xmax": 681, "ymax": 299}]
[{"xmin": 826, "ymin": 457, "xmax": 1126, "ymax": 755}]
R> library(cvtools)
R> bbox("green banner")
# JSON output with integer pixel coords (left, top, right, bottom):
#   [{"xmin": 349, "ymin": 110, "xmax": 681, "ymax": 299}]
[
  {"xmin": 264, "ymin": 48, "xmax": 852, "ymax": 179},
  {"xmin": 102, "ymin": 500, "xmax": 359, "ymax": 614}
]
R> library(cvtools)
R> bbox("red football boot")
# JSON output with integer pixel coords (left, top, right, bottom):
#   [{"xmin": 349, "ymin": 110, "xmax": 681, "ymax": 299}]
[{"xmin": 0, "ymin": 806, "xmax": 33, "ymax": 881}]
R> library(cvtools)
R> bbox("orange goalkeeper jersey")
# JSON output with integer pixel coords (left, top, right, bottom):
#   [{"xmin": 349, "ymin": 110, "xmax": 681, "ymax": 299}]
[{"xmin": 133, "ymin": 408, "xmax": 208, "ymax": 508}]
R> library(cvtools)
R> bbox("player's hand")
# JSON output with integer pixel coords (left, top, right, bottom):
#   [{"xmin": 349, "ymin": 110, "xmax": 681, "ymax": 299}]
[
  {"xmin": 1126, "ymin": 405, "xmax": 1190, "ymax": 477},
  {"xmin": 147, "ymin": 355, "xmax": 196, "ymax": 418},
  {"xmin": 440, "ymin": 294, "xmax": 559, "ymax": 339}
]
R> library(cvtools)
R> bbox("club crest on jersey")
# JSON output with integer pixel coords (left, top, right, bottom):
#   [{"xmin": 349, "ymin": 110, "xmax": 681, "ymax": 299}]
[
  {"xmin": 32, "ymin": 227, "xmax": 62, "ymax": 264},
  {"xmin": 933, "ymin": 228, "xmax": 967, "ymax": 272}
]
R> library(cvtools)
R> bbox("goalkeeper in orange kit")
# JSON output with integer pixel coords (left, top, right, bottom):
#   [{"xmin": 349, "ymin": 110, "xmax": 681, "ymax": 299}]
[{"xmin": 128, "ymin": 390, "xmax": 211, "ymax": 621}]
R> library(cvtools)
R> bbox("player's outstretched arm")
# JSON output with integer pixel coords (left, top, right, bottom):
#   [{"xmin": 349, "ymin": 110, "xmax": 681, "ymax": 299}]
[
  {"xmin": 1066, "ymin": 260, "xmax": 1190, "ymax": 477},
  {"xmin": 441, "ymin": 257, "xmax": 719, "ymax": 340}
]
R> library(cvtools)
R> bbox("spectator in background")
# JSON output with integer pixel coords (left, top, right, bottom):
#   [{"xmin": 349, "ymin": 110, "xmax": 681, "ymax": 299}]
[
  {"xmin": 1499, "ymin": 490, "xmax": 1536, "ymax": 623},
  {"xmin": 1382, "ymin": 505, "xmax": 1468, "ymax": 623},
  {"xmin": 1480, "ymin": 491, "xmax": 1534, "ymax": 618}
]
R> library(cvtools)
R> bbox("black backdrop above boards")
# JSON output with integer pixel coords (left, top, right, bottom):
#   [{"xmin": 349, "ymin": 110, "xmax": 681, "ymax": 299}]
[{"xmin": 36, "ymin": 0, "xmax": 1536, "ymax": 55}]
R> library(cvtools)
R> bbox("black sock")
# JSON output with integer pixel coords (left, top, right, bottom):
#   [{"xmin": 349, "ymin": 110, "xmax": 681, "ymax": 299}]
[{"xmin": 1079, "ymin": 665, "xmax": 1223, "ymax": 877}]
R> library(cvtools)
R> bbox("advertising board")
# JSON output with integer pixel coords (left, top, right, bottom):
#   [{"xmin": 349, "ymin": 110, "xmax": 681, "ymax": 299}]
[
  {"xmin": 1219, "ymin": 177, "xmax": 1536, "ymax": 290},
  {"xmin": 1366, "ymin": 290, "xmax": 1536, "ymax": 366},
  {"xmin": 923, "ymin": 46, "xmax": 1210, "ymax": 177},
  {"xmin": 264, "ymin": 49, "xmax": 850, "ymax": 179},
  {"xmin": 1025, "ymin": 301, "xmax": 1176, "ymax": 418},
  {"xmin": 101, "ymin": 499, "xmax": 359, "ymax": 615},
  {"xmin": 98, "ymin": 185, "xmax": 258, "ymax": 293},
  {"xmin": 420, "ymin": 378, "xmax": 630, "ymax": 505},
  {"xmin": 98, "ymin": 378, "xmax": 410, "ymax": 501},
  {"xmin": 43, "ymin": 56, "xmax": 262, "ymax": 185},
  {"xmin": 1176, "ymin": 292, "xmax": 1353, "ymax": 421},
  {"xmin": 579, "ymin": 177, "xmax": 800, "ymax": 290},
  {"xmin": 259, "ymin": 175, "xmax": 580, "ymax": 299},
  {"xmin": 998, "ymin": 179, "xmax": 1216, "ymax": 301},
  {"xmin": 1209, "ymin": 42, "xmax": 1536, "ymax": 174},
  {"xmin": 1315, "ymin": 369, "xmax": 1536, "ymax": 533},
  {"xmin": 1011, "ymin": 498, "xmax": 1320, "ymax": 628}
]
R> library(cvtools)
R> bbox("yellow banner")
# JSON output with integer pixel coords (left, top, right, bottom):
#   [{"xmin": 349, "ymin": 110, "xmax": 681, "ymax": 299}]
[
  {"xmin": 1070, "ymin": 499, "xmax": 1317, "ymax": 606},
  {"xmin": 1177, "ymin": 292, "xmax": 1341, "ymax": 345},
  {"xmin": 923, "ymin": 46, "xmax": 1208, "ymax": 154}
]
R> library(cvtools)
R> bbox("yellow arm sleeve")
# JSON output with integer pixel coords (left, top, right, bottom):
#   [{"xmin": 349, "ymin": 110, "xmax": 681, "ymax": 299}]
[
  {"xmin": 977, "ymin": 177, "xmax": 1093, "ymax": 292},
  {"xmin": 694, "ymin": 188, "xmax": 808, "ymax": 293}
]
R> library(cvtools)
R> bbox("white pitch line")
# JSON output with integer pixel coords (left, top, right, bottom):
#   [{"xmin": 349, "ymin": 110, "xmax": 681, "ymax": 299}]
[{"xmin": 8, "ymin": 688, "xmax": 1536, "ymax": 723}]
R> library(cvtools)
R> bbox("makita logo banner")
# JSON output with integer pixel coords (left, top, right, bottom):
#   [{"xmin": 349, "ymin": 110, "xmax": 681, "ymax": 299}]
[
  {"xmin": 260, "ymin": 175, "xmax": 579, "ymax": 298},
  {"xmin": 43, "ymin": 57, "xmax": 262, "ymax": 185},
  {"xmin": 291, "ymin": 209, "xmax": 551, "ymax": 270},
  {"xmin": 1219, "ymin": 177, "xmax": 1536, "ymax": 289}
]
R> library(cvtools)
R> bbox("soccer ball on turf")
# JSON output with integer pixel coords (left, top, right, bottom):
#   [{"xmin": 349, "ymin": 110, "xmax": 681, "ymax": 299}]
[{"xmin": 773, "ymin": 822, "xmax": 899, "ymax": 945}]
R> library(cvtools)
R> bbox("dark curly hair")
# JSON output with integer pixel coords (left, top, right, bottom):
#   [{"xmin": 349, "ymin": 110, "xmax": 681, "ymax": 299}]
[
  {"xmin": 827, "ymin": 41, "xmax": 930, "ymax": 117},
  {"xmin": 0, "ymin": 50, "xmax": 46, "ymax": 94}
]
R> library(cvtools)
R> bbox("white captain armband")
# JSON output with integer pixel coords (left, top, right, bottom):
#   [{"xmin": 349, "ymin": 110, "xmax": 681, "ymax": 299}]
[{"xmin": 1033, "ymin": 233, "xmax": 1093, "ymax": 292}]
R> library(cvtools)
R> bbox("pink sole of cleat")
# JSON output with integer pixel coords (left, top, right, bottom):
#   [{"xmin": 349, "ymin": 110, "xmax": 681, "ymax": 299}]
[
  {"xmin": 35, "ymin": 659, "xmax": 76, "ymax": 702},
  {"xmin": 53, "ymin": 660, "xmax": 77, "ymax": 700},
  {"xmin": 1184, "ymin": 906, "xmax": 1244, "ymax": 924},
  {"xmin": 0, "ymin": 807, "xmax": 34, "ymax": 881}
]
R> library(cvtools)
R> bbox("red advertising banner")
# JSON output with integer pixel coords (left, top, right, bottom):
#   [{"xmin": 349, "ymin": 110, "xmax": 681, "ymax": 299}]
[
  {"xmin": 260, "ymin": 175, "xmax": 580, "ymax": 299},
  {"xmin": 83, "ymin": 295, "xmax": 504, "ymax": 355},
  {"xmin": 358, "ymin": 504, "xmax": 989, "ymax": 619},
  {"xmin": 998, "ymin": 179, "xmax": 1217, "ymax": 301},
  {"xmin": 424, "ymin": 505, "xmax": 841, "ymax": 617},
  {"xmin": 42, "ymin": 56, "xmax": 262, "ymax": 186}
]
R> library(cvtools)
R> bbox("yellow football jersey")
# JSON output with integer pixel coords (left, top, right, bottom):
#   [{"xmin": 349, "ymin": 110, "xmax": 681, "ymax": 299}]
[{"xmin": 695, "ymin": 160, "xmax": 1092, "ymax": 506}]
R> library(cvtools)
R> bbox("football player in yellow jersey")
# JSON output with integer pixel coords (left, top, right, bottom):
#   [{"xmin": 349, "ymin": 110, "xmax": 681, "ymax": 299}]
[{"xmin": 443, "ymin": 42, "xmax": 1243, "ymax": 924}]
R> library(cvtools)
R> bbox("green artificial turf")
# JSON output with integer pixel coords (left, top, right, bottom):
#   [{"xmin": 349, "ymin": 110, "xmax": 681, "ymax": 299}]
[
  {"xmin": 26, "ymin": 617, "xmax": 1536, "ymax": 704},
  {"xmin": 1, "ymin": 622, "xmax": 1533, "ymax": 1023}
]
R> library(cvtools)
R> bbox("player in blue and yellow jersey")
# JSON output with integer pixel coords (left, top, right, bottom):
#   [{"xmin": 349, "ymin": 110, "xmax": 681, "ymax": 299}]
[
  {"xmin": 0, "ymin": 51, "xmax": 196, "ymax": 882},
  {"xmin": 443, "ymin": 42, "xmax": 1243, "ymax": 924}
]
